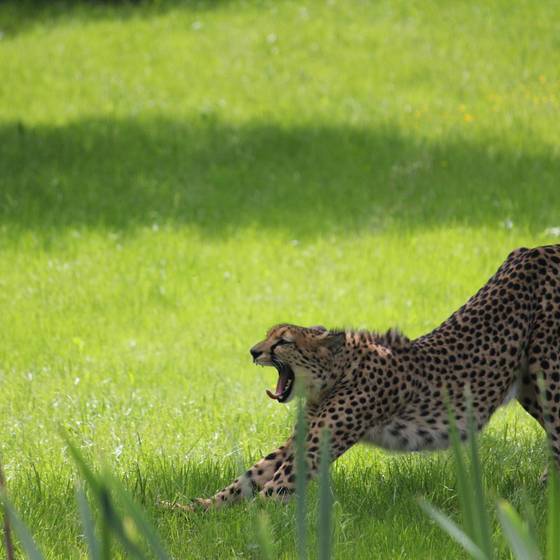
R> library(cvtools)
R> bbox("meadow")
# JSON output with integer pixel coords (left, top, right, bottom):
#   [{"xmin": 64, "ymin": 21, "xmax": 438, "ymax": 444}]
[{"xmin": 1, "ymin": 0, "xmax": 559, "ymax": 557}]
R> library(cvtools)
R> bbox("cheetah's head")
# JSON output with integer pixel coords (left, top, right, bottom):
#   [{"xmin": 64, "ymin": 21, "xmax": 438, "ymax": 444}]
[{"xmin": 250, "ymin": 323, "xmax": 345, "ymax": 403}]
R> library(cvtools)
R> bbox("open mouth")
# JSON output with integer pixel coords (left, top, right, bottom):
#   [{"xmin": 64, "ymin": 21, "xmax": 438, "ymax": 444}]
[{"xmin": 265, "ymin": 362, "xmax": 295, "ymax": 403}]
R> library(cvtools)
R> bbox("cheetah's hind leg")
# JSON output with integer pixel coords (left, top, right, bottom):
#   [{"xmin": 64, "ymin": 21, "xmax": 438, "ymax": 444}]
[{"xmin": 519, "ymin": 334, "xmax": 560, "ymax": 480}]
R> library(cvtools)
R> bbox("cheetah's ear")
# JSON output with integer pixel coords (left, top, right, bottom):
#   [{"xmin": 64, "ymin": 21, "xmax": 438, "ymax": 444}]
[{"xmin": 320, "ymin": 331, "xmax": 345, "ymax": 353}]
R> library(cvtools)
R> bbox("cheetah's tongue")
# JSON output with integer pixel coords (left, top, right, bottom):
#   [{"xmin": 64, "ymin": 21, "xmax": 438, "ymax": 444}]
[{"xmin": 266, "ymin": 367, "xmax": 290, "ymax": 400}]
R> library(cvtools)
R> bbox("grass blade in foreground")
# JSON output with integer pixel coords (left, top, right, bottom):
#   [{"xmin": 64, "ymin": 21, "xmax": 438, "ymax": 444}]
[
  {"xmin": 76, "ymin": 486, "xmax": 102, "ymax": 560},
  {"xmin": 255, "ymin": 512, "xmax": 275, "ymax": 560},
  {"xmin": 109, "ymin": 477, "xmax": 170, "ymax": 560},
  {"xmin": 418, "ymin": 499, "xmax": 487, "ymax": 560},
  {"xmin": 497, "ymin": 499, "xmax": 540, "ymax": 560},
  {"xmin": 295, "ymin": 395, "xmax": 308, "ymax": 560},
  {"xmin": 63, "ymin": 435, "xmax": 150, "ymax": 559},
  {"xmin": 547, "ymin": 463, "xmax": 560, "ymax": 560},
  {"xmin": 421, "ymin": 395, "xmax": 493, "ymax": 560},
  {"xmin": 0, "ymin": 459, "xmax": 15, "ymax": 560},
  {"xmin": 538, "ymin": 374, "xmax": 560, "ymax": 560},
  {"xmin": 0, "ymin": 493, "xmax": 44, "ymax": 560},
  {"xmin": 447, "ymin": 403, "xmax": 477, "ymax": 542},
  {"xmin": 318, "ymin": 429, "xmax": 333, "ymax": 560},
  {"xmin": 466, "ymin": 399, "xmax": 493, "ymax": 558}
]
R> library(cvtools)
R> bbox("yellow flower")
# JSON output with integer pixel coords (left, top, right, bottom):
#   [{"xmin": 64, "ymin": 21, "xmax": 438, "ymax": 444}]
[{"xmin": 463, "ymin": 113, "xmax": 474, "ymax": 123}]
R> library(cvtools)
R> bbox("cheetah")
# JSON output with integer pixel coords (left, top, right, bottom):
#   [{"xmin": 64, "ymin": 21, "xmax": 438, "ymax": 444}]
[{"xmin": 178, "ymin": 245, "xmax": 560, "ymax": 510}]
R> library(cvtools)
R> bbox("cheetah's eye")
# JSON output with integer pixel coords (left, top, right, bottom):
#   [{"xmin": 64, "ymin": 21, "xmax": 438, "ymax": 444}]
[
  {"xmin": 271, "ymin": 338, "xmax": 293, "ymax": 352},
  {"xmin": 270, "ymin": 340, "xmax": 290, "ymax": 355},
  {"xmin": 275, "ymin": 339, "xmax": 292, "ymax": 346}
]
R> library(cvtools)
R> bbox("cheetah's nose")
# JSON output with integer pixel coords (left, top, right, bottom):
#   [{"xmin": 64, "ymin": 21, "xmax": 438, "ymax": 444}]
[{"xmin": 250, "ymin": 348, "xmax": 263, "ymax": 361}]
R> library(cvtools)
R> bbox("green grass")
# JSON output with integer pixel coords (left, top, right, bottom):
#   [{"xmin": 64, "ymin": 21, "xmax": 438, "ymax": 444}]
[{"xmin": 1, "ymin": 0, "xmax": 559, "ymax": 557}]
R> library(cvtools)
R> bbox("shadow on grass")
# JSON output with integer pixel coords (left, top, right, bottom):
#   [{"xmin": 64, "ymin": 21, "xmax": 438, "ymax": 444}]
[
  {"xmin": 1, "ymin": 116, "xmax": 559, "ymax": 238},
  {"xmin": 0, "ymin": 0, "xmax": 231, "ymax": 38}
]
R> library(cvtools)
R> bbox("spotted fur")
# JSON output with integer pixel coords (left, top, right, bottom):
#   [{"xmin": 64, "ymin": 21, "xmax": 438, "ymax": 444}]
[{"xmin": 177, "ymin": 245, "xmax": 560, "ymax": 510}]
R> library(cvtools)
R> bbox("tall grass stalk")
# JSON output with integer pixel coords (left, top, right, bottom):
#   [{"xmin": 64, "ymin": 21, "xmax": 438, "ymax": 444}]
[
  {"xmin": 421, "ymin": 390, "xmax": 560, "ymax": 560},
  {"xmin": 318, "ymin": 429, "xmax": 333, "ymax": 560},
  {"xmin": 255, "ymin": 512, "xmax": 275, "ymax": 560},
  {"xmin": 76, "ymin": 486, "xmax": 101, "ymax": 560},
  {"xmin": 0, "ymin": 493, "xmax": 44, "ymax": 560},
  {"xmin": 0, "ymin": 458, "xmax": 15, "ymax": 560},
  {"xmin": 537, "ymin": 376, "xmax": 560, "ymax": 560},
  {"xmin": 295, "ymin": 395, "xmax": 308, "ymax": 560},
  {"xmin": 65, "ymin": 438, "xmax": 169, "ymax": 560},
  {"xmin": 420, "ymin": 394, "xmax": 494, "ymax": 560},
  {"xmin": 546, "ymin": 463, "xmax": 560, "ymax": 560},
  {"xmin": 446, "ymin": 403, "xmax": 479, "ymax": 547},
  {"xmin": 465, "ymin": 397, "xmax": 494, "ymax": 558},
  {"xmin": 496, "ymin": 500, "xmax": 540, "ymax": 560}
]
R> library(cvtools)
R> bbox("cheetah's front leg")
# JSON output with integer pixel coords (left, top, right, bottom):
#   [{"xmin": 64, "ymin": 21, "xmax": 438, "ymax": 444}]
[
  {"xmin": 260, "ymin": 400, "xmax": 368, "ymax": 500},
  {"xmin": 176, "ymin": 439, "xmax": 294, "ymax": 511}
]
